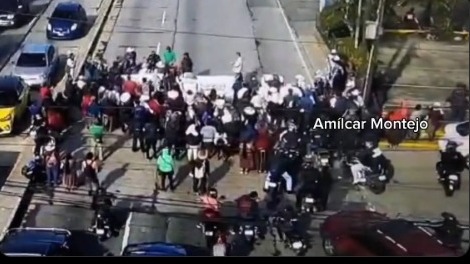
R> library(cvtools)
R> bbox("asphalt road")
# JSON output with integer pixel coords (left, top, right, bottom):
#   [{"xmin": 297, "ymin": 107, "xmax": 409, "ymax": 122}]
[{"xmin": 103, "ymin": 0, "xmax": 306, "ymax": 80}]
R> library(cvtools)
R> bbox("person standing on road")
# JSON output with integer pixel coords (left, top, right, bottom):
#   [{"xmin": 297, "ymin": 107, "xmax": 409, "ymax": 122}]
[
  {"xmin": 82, "ymin": 152, "xmax": 100, "ymax": 196},
  {"xmin": 156, "ymin": 147, "xmax": 176, "ymax": 192},
  {"xmin": 45, "ymin": 150, "xmax": 60, "ymax": 187},
  {"xmin": 62, "ymin": 153, "xmax": 77, "ymax": 191},
  {"xmin": 186, "ymin": 123, "xmax": 202, "ymax": 162},
  {"xmin": 231, "ymin": 52, "xmax": 244, "ymax": 82},
  {"xmin": 89, "ymin": 119, "xmax": 105, "ymax": 161},
  {"xmin": 190, "ymin": 150, "xmax": 210, "ymax": 194},
  {"xmin": 163, "ymin": 46, "xmax": 177, "ymax": 70},
  {"xmin": 446, "ymin": 83, "xmax": 468, "ymax": 122}
]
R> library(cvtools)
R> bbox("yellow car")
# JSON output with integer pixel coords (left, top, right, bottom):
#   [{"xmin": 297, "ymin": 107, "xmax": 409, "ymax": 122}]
[{"xmin": 0, "ymin": 76, "xmax": 30, "ymax": 135}]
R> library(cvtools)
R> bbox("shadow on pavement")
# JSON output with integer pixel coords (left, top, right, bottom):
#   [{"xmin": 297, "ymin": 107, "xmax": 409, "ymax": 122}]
[
  {"xmin": 208, "ymin": 160, "xmax": 232, "ymax": 187},
  {"xmin": 101, "ymin": 163, "xmax": 129, "ymax": 189}
]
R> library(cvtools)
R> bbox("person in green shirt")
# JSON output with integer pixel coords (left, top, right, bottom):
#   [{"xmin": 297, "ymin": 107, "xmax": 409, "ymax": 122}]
[
  {"xmin": 89, "ymin": 120, "xmax": 104, "ymax": 160},
  {"xmin": 162, "ymin": 46, "xmax": 177, "ymax": 66},
  {"xmin": 156, "ymin": 147, "xmax": 176, "ymax": 191}
]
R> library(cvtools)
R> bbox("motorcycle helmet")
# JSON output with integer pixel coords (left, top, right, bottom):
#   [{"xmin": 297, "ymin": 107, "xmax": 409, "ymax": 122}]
[
  {"xmin": 120, "ymin": 92, "xmax": 131, "ymax": 104},
  {"xmin": 243, "ymin": 106, "xmax": 256, "ymax": 116},
  {"xmin": 446, "ymin": 141, "xmax": 458, "ymax": 151},
  {"xmin": 287, "ymin": 121, "xmax": 296, "ymax": 131},
  {"xmin": 249, "ymin": 191, "xmax": 259, "ymax": 200}
]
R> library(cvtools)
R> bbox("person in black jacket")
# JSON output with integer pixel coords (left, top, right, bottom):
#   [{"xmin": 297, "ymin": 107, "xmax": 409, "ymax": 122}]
[{"xmin": 143, "ymin": 121, "xmax": 159, "ymax": 160}]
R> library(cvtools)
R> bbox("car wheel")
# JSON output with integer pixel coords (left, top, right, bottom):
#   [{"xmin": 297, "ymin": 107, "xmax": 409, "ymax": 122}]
[{"xmin": 322, "ymin": 238, "xmax": 336, "ymax": 256}]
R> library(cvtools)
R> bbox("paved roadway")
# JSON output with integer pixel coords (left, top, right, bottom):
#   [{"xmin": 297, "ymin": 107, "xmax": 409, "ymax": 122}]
[{"xmin": 17, "ymin": 0, "xmax": 469, "ymax": 257}]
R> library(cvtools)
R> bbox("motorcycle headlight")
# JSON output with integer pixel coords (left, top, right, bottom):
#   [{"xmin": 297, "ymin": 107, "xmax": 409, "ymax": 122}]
[
  {"xmin": 47, "ymin": 23, "xmax": 52, "ymax": 31},
  {"xmin": 292, "ymin": 241, "xmax": 303, "ymax": 249},
  {"xmin": 71, "ymin": 23, "xmax": 78, "ymax": 31},
  {"xmin": 7, "ymin": 14, "xmax": 15, "ymax": 20}
]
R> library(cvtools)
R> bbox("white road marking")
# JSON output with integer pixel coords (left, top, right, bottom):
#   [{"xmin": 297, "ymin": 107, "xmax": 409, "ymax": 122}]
[
  {"xmin": 161, "ymin": 10, "xmax": 166, "ymax": 26},
  {"xmin": 121, "ymin": 212, "xmax": 133, "ymax": 253},
  {"xmin": 275, "ymin": 0, "xmax": 314, "ymax": 84},
  {"xmin": 156, "ymin": 42, "xmax": 161, "ymax": 54}
]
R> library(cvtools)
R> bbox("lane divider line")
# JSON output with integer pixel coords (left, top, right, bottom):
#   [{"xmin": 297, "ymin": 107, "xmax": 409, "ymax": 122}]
[
  {"xmin": 161, "ymin": 10, "xmax": 166, "ymax": 27},
  {"xmin": 156, "ymin": 42, "xmax": 161, "ymax": 54},
  {"xmin": 275, "ymin": 0, "xmax": 313, "ymax": 84},
  {"xmin": 121, "ymin": 211, "xmax": 133, "ymax": 253}
]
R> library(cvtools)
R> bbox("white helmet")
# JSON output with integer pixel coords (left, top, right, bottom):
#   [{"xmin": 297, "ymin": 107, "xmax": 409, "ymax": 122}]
[{"xmin": 126, "ymin": 47, "xmax": 135, "ymax": 53}]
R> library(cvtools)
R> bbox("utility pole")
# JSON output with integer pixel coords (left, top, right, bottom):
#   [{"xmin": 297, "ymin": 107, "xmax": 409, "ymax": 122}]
[
  {"xmin": 363, "ymin": 0, "xmax": 386, "ymax": 104},
  {"xmin": 354, "ymin": 0, "xmax": 363, "ymax": 48}
]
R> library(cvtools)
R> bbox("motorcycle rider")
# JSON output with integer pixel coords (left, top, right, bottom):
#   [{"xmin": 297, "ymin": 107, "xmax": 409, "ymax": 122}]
[
  {"xmin": 278, "ymin": 122, "xmax": 301, "ymax": 150},
  {"xmin": 235, "ymin": 191, "xmax": 260, "ymax": 220},
  {"xmin": 434, "ymin": 212, "xmax": 464, "ymax": 248},
  {"xmin": 119, "ymin": 92, "xmax": 133, "ymax": 132},
  {"xmin": 198, "ymin": 188, "xmax": 225, "ymax": 231},
  {"xmin": 349, "ymin": 141, "xmax": 386, "ymax": 185},
  {"xmin": 90, "ymin": 187, "xmax": 116, "ymax": 232},
  {"xmin": 295, "ymin": 163, "xmax": 327, "ymax": 211},
  {"xmin": 437, "ymin": 141, "xmax": 466, "ymax": 183},
  {"xmin": 272, "ymin": 205, "xmax": 301, "ymax": 245},
  {"xmin": 131, "ymin": 100, "xmax": 149, "ymax": 152},
  {"xmin": 263, "ymin": 162, "xmax": 294, "ymax": 194},
  {"xmin": 22, "ymin": 156, "xmax": 45, "ymax": 184}
]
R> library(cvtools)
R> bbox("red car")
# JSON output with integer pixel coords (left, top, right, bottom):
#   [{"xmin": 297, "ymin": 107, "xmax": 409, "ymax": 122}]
[{"xmin": 320, "ymin": 210, "xmax": 461, "ymax": 256}]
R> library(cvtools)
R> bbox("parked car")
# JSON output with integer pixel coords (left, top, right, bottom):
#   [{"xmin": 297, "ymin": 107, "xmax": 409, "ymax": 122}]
[
  {"xmin": 439, "ymin": 121, "xmax": 469, "ymax": 167},
  {"xmin": 12, "ymin": 43, "xmax": 60, "ymax": 88},
  {"xmin": 0, "ymin": 0, "xmax": 29, "ymax": 27},
  {"xmin": 122, "ymin": 242, "xmax": 211, "ymax": 256},
  {"xmin": 0, "ymin": 227, "xmax": 72, "ymax": 256},
  {"xmin": 320, "ymin": 210, "xmax": 460, "ymax": 256},
  {"xmin": 47, "ymin": 1, "xmax": 88, "ymax": 40},
  {"xmin": 0, "ymin": 76, "xmax": 30, "ymax": 135}
]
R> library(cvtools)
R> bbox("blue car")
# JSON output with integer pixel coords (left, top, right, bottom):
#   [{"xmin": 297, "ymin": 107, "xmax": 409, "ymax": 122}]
[
  {"xmin": 46, "ymin": 1, "xmax": 88, "ymax": 40},
  {"xmin": 122, "ymin": 242, "xmax": 211, "ymax": 256},
  {"xmin": 0, "ymin": 227, "xmax": 72, "ymax": 256}
]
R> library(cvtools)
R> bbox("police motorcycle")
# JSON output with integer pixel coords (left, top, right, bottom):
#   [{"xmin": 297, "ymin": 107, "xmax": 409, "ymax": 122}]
[
  {"xmin": 90, "ymin": 188, "xmax": 116, "ymax": 240},
  {"xmin": 435, "ymin": 142, "xmax": 465, "ymax": 197},
  {"xmin": 269, "ymin": 206, "xmax": 308, "ymax": 256},
  {"xmin": 346, "ymin": 156, "xmax": 387, "ymax": 194},
  {"xmin": 298, "ymin": 158, "xmax": 325, "ymax": 214}
]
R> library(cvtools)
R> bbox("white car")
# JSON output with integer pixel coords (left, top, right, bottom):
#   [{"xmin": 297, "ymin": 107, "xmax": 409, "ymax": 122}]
[{"xmin": 439, "ymin": 121, "xmax": 469, "ymax": 167}]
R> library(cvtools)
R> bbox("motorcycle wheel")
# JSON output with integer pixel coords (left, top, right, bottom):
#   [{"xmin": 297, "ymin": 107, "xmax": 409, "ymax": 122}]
[
  {"xmin": 322, "ymin": 238, "xmax": 336, "ymax": 256},
  {"xmin": 385, "ymin": 161, "xmax": 395, "ymax": 182},
  {"xmin": 444, "ymin": 183, "xmax": 455, "ymax": 197},
  {"xmin": 368, "ymin": 181, "xmax": 386, "ymax": 195}
]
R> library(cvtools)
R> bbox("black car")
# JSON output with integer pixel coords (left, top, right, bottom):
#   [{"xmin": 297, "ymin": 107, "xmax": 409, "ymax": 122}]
[{"xmin": 0, "ymin": 0, "xmax": 29, "ymax": 27}]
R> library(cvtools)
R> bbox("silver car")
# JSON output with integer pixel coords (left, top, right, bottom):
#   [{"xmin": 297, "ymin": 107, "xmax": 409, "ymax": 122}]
[{"xmin": 12, "ymin": 43, "xmax": 59, "ymax": 87}]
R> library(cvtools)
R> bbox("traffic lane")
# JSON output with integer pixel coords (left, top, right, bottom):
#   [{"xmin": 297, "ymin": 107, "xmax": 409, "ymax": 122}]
[
  {"xmin": 0, "ymin": 0, "xmax": 51, "ymax": 73},
  {"xmin": 174, "ymin": 0, "xmax": 260, "ymax": 75},
  {"xmin": 247, "ymin": 0, "xmax": 305, "ymax": 79},
  {"xmin": 1, "ymin": 0, "xmax": 103, "ymax": 75},
  {"xmin": 103, "ymin": 0, "xmax": 177, "ymax": 63},
  {"xmin": 365, "ymin": 151, "xmax": 469, "ymax": 221},
  {"xmin": 23, "ymin": 204, "xmax": 114, "ymax": 256}
]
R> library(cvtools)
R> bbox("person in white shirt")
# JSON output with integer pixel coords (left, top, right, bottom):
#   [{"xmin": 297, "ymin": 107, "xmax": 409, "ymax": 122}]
[
  {"xmin": 327, "ymin": 49, "xmax": 337, "ymax": 74},
  {"xmin": 232, "ymin": 52, "xmax": 243, "ymax": 81},
  {"xmin": 66, "ymin": 51, "xmax": 75, "ymax": 79}
]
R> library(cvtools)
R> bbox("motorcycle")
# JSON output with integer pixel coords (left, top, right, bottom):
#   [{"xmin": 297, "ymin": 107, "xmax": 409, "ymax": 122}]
[
  {"xmin": 238, "ymin": 223, "xmax": 258, "ymax": 247},
  {"xmin": 315, "ymin": 148, "xmax": 331, "ymax": 168},
  {"xmin": 276, "ymin": 217, "xmax": 308, "ymax": 256},
  {"xmin": 348, "ymin": 158, "xmax": 387, "ymax": 194},
  {"xmin": 92, "ymin": 210, "xmax": 112, "ymax": 241},
  {"xmin": 301, "ymin": 194, "xmax": 323, "ymax": 214},
  {"xmin": 442, "ymin": 173, "xmax": 460, "ymax": 197}
]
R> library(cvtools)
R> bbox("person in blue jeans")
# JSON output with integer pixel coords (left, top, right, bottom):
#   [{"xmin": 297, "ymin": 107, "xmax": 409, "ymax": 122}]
[{"xmin": 45, "ymin": 151, "xmax": 60, "ymax": 187}]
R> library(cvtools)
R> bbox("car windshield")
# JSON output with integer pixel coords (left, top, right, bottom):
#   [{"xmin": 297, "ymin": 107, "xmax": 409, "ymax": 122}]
[
  {"xmin": 17, "ymin": 53, "xmax": 47, "ymax": 67},
  {"xmin": 0, "ymin": 91, "xmax": 18, "ymax": 107},
  {"xmin": 51, "ymin": 10, "xmax": 76, "ymax": 21}
]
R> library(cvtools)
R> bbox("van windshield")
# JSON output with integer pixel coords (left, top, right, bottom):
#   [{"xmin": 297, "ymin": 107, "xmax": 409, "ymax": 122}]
[
  {"xmin": 17, "ymin": 53, "xmax": 47, "ymax": 67},
  {"xmin": 0, "ymin": 91, "xmax": 18, "ymax": 107}
]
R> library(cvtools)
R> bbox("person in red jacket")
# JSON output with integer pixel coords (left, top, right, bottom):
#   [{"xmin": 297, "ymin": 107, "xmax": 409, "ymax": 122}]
[
  {"xmin": 254, "ymin": 121, "xmax": 271, "ymax": 173},
  {"xmin": 39, "ymin": 85, "xmax": 52, "ymax": 100}
]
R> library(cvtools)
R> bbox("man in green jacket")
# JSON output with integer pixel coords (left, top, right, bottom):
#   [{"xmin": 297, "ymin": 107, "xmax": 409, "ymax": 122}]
[
  {"xmin": 162, "ymin": 46, "xmax": 177, "ymax": 66},
  {"xmin": 156, "ymin": 147, "xmax": 176, "ymax": 191},
  {"xmin": 89, "ymin": 120, "xmax": 105, "ymax": 160}
]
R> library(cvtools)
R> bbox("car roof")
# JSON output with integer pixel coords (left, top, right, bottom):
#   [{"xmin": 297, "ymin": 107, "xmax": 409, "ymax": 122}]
[
  {"xmin": 371, "ymin": 220, "xmax": 456, "ymax": 256},
  {"xmin": 0, "ymin": 76, "xmax": 22, "ymax": 92},
  {"xmin": 122, "ymin": 242, "xmax": 210, "ymax": 256},
  {"xmin": 55, "ymin": 1, "xmax": 82, "ymax": 11},
  {"xmin": 0, "ymin": 228, "xmax": 71, "ymax": 256},
  {"xmin": 21, "ymin": 43, "xmax": 51, "ymax": 54}
]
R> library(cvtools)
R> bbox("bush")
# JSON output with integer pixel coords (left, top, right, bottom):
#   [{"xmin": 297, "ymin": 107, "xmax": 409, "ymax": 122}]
[{"xmin": 317, "ymin": 3, "xmax": 369, "ymax": 75}]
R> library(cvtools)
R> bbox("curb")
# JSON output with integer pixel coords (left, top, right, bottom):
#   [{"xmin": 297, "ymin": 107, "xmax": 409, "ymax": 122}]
[
  {"xmin": 379, "ymin": 140, "xmax": 439, "ymax": 151},
  {"xmin": 0, "ymin": 1, "xmax": 52, "ymax": 71},
  {"xmin": 1, "ymin": 0, "xmax": 116, "ymax": 237}
]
